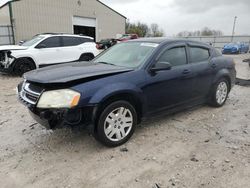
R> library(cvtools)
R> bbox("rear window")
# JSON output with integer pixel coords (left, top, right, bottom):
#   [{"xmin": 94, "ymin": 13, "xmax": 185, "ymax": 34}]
[
  {"xmin": 62, "ymin": 36, "xmax": 93, "ymax": 47},
  {"xmin": 189, "ymin": 47, "xmax": 210, "ymax": 63}
]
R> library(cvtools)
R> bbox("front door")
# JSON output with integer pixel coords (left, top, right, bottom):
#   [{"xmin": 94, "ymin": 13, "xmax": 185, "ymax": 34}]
[
  {"xmin": 33, "ymin": 36, "xmax": 64, "ymax": 67},
  {"xmin": 144, "ymin": 44, "xmax": 195, "ymax": 114}
]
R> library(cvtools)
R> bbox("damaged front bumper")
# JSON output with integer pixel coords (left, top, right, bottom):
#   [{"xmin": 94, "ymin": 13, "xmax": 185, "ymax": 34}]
[
  {"xmin": 28, "ymin": 107, "xmax": 97, "ymax": 130},
  {"xmin": 17, "ymin": 81, "xmax": 97, "ymax": 130},
  {"xmin": 0, "ymin": 51, "xmax": 15, "ymax": 73}
]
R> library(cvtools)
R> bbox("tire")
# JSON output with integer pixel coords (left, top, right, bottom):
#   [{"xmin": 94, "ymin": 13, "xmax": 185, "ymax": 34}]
[
  {"xmin": 94, "ymin": 100, "xmax": 137, "ymax": 147},
  {"xmin": 209, "ymin": 78, "xmax": 229, "ymax": 107},
  {"xmin": 13, "ymin": 58, "xmax": 36, "ymax": 76},
  {"xmin": 79, "ymin": 54, "xmax": 94, "ymax": 61}
]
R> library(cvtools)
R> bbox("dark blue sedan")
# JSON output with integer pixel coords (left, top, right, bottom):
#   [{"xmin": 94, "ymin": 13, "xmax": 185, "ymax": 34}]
[{"xmin": 18, "ymin": 38, "xmax": 236, "ymax": 147}]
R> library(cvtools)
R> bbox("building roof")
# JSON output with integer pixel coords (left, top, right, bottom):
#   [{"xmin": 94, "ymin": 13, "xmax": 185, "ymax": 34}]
[
  {"xmin": 0, "ymin": 0, "xmax": 127, "ymax": 19},
  {"xmin": 0, "ymin": 0, "xmax": 19, "ymax": 8},
  {"xmin": 97, "ymin": 0, "xmax": 127, "ymax": 19}
]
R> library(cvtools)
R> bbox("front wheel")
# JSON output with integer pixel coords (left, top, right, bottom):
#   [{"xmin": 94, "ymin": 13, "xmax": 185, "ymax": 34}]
[
  {"xmin": 209, "ymin": 78, "xmax": 229, "ymax": 107},
  {"xmin": 13, "ymin": 58, "xmax": 36, "ymax": 76},
  {"xmin": 95, "ymin": 100, "xmax": 137, "ymax": 147}
]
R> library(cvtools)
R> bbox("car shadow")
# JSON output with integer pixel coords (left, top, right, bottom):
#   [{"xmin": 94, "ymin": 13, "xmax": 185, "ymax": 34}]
[
  {"xmin": 0, "ymin": 73, "xmax": 19, "ymax": 79},
  {"xmin": 32, "ymin": 104, "xmax": 207, "ymax": 152},
  {"xmin": 236, "ymin": 78, "xmax": 250, "ymax": 86}
]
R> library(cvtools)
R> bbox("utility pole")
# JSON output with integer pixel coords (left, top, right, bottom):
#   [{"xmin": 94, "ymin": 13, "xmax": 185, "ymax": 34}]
[
  {"xmin": 231, "ymin": 16, "xmax": 237, "ymax": 42},
  {"xmin": 8, "ymin": 2, "xmax": 15, "ymax": 44}
]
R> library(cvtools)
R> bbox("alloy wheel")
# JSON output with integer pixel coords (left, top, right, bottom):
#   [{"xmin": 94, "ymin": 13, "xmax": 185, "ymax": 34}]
[
  {"xmin": 104, "ymin": 107, "xmax": 133, "ymax": 142},
  {"xmin": 216, "ymin": 81, "xmax": 228, "ymax": 105}
]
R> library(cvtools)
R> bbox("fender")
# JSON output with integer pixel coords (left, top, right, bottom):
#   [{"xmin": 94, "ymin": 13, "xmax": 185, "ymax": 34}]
[
  {"xmin": 88, "ymin": 82, "xmax": 146, "ymax": 113},
  {"xmin": 212, "ymin": 68, "xmax": 232, "ymax": 87},
  {"xmin": 10, "ymin": 50, "xmax": 38, "ymax": 68}
]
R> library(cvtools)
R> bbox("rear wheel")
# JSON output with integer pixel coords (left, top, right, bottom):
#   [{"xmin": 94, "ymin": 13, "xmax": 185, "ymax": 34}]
[
  {"xmin": 94, "ymin": 100, "xmax": 137, "ymax": 147},
  {"xmin": 209, "ymin": 78, "xmax": 229, "ymax": 107},
  {"xmin": 13, "ymin": 58, "xmax": 36, "ymax": 76}
]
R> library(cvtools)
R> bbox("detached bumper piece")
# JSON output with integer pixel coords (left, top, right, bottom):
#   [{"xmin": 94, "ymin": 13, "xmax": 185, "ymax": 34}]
[
  {"xmin": 0, "ymin": 51, "xmax": 14, "ymax": 74},
  {"xmin": 0, "ymin": 63, "xmax": 13, "ymax": 73},
  {"xmin": 17, "ymin": 81, "xmax": 95, "ymax": 130}
]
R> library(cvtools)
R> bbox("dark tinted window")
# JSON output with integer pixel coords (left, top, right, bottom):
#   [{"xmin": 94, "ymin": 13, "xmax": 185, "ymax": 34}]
[
  {"xmin": 158, "ymin": 47, "xmax": 187, "ymax": 66},
  {"xmin": 62, "ymin": 36, "xmax": 93, "ymax": 47},
  {"xmin": 37, "ymin": 37, "xmax": 61, "ymax": 48},
  {"xmin": 190, "ymin": 47, "xmax": 210, "ymax": 62}
]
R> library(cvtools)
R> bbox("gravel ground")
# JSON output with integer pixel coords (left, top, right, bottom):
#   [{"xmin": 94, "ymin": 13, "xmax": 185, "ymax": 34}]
[{"xmin": 0, "ymin": 54, "xmax": 249, "ymax": 188}]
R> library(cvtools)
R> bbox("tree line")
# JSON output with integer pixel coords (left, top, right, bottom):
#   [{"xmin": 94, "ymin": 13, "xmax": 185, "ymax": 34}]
[
  {"xmin": 126, "ymin": 21, "xmax": 164, "ymax": 37},
  {"xmin": 126, "ymin": 22, "xmax": 223, "ymax": 37},
  {"xmin": 177, "ymin": 27, "xmax": 223, "ymax": 37}
]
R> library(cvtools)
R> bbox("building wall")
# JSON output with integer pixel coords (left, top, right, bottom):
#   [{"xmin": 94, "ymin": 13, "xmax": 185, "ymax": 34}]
[
  {"xmin": 0, "ymin": 5, "xmax": 10, "ymax": 25},
  {"xmin": 11, "ymin": 0, "xmax": 126, "ymax": 42}
]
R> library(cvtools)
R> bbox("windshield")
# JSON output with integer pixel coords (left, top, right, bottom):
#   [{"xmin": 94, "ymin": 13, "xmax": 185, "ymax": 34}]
[
  {"xmin": 21, "ymin": 35, "xmax": 45, "ymax": 47},
  {"xmin": 93, "ymin": 42, "xmax": 158, "ymax": 68}
]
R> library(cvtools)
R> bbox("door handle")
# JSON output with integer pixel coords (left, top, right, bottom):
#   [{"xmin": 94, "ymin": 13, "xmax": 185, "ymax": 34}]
[
  {"xmin": 211, "ymin": 63, "xmax": 217, "ymax": 68},
  {"xmin": 182, "ymin": 69, "xmax": 191, "ymax": 74}
]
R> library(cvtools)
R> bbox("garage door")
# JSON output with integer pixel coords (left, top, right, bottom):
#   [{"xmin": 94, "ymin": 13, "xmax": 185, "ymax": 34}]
[
  {"xmin": 72, "ymin": 16, "xmax": 96, "ymax": 41},
  {"xmin": 72, "ymin": 16, "xmax": 96, "ymax": 27}
]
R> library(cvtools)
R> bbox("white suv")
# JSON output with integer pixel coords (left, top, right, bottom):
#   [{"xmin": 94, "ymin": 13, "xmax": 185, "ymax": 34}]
[{"xmin": 0, "ymin": 34, "xmax": 100, "ymax": 75}]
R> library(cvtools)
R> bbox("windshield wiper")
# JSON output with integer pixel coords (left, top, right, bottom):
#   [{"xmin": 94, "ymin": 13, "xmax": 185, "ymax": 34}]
[{"xmin": 96, "ymin": 61, "xmax": 116, "ymax": 66}]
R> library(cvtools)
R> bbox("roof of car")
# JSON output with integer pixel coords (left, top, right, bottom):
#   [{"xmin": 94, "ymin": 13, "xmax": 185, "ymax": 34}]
[
  {"xmin": 131, "ymin": 37, "xmax": 211, "ymax": 47},
  {"xmin": 37, "ymin": 33, "xmax": 94, "ymax": 39}
]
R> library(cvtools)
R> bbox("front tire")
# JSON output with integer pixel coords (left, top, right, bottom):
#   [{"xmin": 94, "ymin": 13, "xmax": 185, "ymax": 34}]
[
  {"xmin": 13, "ymin": 58, "xmax": 36, "ymax": 76},
  {"xmin": 95, "ymin": 100, "xmax": 137, "ymax": 147},
  {"xmin": 209, "ymin": 78, "xmax": 229, "ymax": 107}
]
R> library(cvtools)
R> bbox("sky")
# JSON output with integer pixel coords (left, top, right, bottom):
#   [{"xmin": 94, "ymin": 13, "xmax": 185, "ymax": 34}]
[{"xmin": 101, "ymin": 0, "xmax": 250, "ymax": 36}]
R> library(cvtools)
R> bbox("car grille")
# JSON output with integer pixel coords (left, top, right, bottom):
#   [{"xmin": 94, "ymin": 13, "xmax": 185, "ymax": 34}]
[{"xmin": 18, "ymin": 81, "xmax": 43, "ymax": 105}]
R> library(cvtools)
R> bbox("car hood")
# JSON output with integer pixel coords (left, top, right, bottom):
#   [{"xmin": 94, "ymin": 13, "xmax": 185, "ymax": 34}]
[
  {"xmin": 0, "ymin": 45, "xmax": 28, "ymax": 51},
  {"xmin": 24, "ymin": 62, "xmax": 133, "ymax": 84}
]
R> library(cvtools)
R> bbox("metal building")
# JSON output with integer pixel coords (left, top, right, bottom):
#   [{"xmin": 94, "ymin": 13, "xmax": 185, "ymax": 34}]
[{"xmin": 0, "ymin": 0, "xmax": 126, "ymax": 44}]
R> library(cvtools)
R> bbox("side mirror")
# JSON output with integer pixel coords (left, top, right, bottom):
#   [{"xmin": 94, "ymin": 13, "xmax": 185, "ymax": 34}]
[
  {"xmin": 36, "ymin": 44, "xmax": 46, "ymax": 49},
  {"xmin": 151, "ymin": 62, "xmax": 172, "ymax": 72},
  {"xmin": 19, "ymin": 40, "xmax": 25, "ymax": 45}
]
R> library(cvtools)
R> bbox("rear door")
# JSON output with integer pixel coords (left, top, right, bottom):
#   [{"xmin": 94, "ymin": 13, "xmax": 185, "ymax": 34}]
[
  {"xmin": 187, "ymin": 44, "xmax": 215, "ymax": 99},
  {"xmin": 61, "ymin": 36, "xmax": 94, "ymax": 62}
]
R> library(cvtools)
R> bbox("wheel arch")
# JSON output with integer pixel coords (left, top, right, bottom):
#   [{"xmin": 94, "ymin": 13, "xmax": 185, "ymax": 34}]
[
  {"xmin": 11, "ymin": 56, "xmax": 37, "ymax": 69},
  {"xmin": 79, "ymin": 52, "xmax": 95, "ymax": 60},
  {"xmin": 92, "ymin": 91, "xmax": 144, "ymax": 133},
  {"xmin": 212, "ymin": 69, "xmax": 232, "ymax": 91}
]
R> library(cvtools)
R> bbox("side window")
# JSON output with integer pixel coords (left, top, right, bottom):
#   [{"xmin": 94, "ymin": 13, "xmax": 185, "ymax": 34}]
[
  {"xmin": 79, "ymin": 38, "xmax": 94, "ymax": 43},
  {"xmin": 158, "ymin": 46, "xmax": 187, "ymax": 67},
  {"xmin": 37, "ymin": 37, "xmax": 61, "ymax": 48},
  {"xmin": 189, "ymin": 47, "xmax": 210, "ymax": 63},
  {"xmin": 62, "ymin": 37, "xmax": 94, "ymax": 47}
]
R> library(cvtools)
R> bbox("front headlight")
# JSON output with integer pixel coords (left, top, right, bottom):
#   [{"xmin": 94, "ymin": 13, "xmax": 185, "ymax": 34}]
[{"xmin": 37, "ymin": 89, "xmax": 81, "ymax": 109}]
